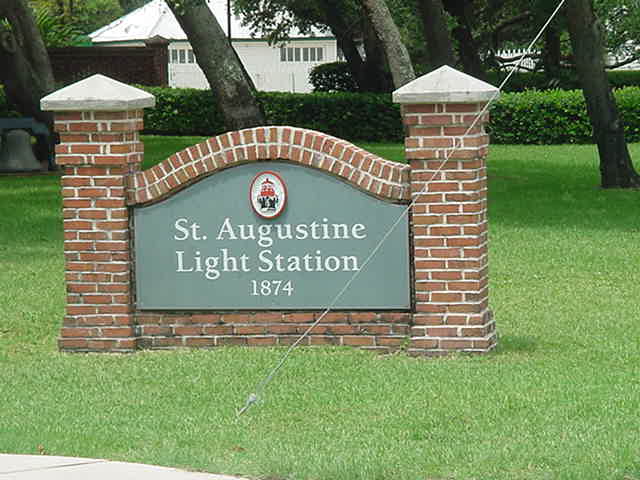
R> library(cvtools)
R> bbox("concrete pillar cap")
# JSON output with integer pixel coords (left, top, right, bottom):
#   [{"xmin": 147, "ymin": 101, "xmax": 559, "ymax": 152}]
[
  {"xmin": 41, "ymin": 74, "xmax": 156, "ymax": 111},
  {"xmin": 393, "ymin": 65, "xmax": 500, "ymax": 104}
]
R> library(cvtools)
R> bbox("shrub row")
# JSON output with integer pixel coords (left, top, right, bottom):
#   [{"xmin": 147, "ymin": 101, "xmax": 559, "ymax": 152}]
[
  {"xmin": 3, "ymin": 85, "xmax": 640, "ymax": 144},
  {"xmin": 141, "ymin": 87, "xmax": 404, "ymax": 142},
  {"xmin": 141, "ymin": 87, "xmax": 225, "ymax": 136},
  {"xmin": 141, "ymin": 86, "xmax": 640, "ymax": 145},
  {"xmin": 258, "ymin": 91, "xmax": 403, "ymax": 142},
  {"xmin": 489, "ymin": 89, "xmax": 592, "ymax": 144},
  {"xmin": 489, "ymin": 87, "xmax": 640, "ymax": 144}
]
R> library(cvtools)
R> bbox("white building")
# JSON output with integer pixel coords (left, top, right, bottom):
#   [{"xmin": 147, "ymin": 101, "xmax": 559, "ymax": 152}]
[{"xmin": 90, "ymin": 0, "xmax": 339, "ymax": 92}]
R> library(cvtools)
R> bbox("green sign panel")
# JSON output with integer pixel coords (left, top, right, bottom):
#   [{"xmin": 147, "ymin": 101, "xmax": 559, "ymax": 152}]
[{"xmin": 134, "ymin": 162, "xmax": 410, "ymax": 310}]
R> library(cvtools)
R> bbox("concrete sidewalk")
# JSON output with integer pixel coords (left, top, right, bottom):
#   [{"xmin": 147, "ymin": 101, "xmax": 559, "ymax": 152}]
[{"xmin": 0, "ymin": 455, "xmax": 246, "ymax": 480}]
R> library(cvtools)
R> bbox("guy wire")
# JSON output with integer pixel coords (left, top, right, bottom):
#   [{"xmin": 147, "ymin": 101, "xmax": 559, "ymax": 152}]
[{"xmin": 237, "ymin": 0, "xmax": 567, "ymax": 418}]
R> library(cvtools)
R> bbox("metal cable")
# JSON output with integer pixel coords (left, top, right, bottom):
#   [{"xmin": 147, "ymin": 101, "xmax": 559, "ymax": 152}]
[{"xmin": 237, "ymin": 0, "xmax": 567, "ymax": 417}]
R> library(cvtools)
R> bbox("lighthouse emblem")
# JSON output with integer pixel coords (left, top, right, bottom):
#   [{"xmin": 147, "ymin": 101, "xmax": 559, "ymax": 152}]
[{"xmin": 250, "ymin": 171, "xmax": 287, "ymax": 219}]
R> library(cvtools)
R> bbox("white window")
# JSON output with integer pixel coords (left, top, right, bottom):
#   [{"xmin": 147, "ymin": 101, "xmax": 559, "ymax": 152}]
[
  {"xmin": 170, "ymin": 49, "xmax": 178, "ymax": 63},
  {"xmin": 188, "ymin": 49, "xmax": 195, "ymax": 63},
  {"xmin": 280, "ymin": 46, "xmax": 324, "ymax": 63},
  {"xmin": 179, "ymin": 49, "xmax": 186, "ymax": 64}
]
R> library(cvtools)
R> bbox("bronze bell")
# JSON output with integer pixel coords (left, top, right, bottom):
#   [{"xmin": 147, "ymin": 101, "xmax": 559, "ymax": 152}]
[{"xmin": 0, "ymin": 129, "xmax": 43, "ymax": 172}]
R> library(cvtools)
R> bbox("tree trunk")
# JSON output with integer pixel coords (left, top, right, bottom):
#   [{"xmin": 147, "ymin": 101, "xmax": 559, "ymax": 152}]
[
  {"xmin": 360, "ymin": 15, "xmax": 394, "ymax": 92},
  {"xmin": 317, "ymin": 0, "xmax": 390, "ymax": 92},
  {"xmin": 166, "ymin": 0, "xmax": 265, "ymax": 131},
  {"xmin": 0, "ymin": 0, "xmax": 56, "ymax": 171},
  {"xmin": 316, "ymin": 0, "xmax": 370, "ymax": 92},
  {"xmin": 442, "ymin": 0, "xmax": 486, "ymax": 80},
  {"xmin": 358, "ymin": 0, "xmax": 415, "ymax": 88},
  {"xmin": 566, "ymin": 0, "xmax": 640, "ymax": 188},
  {"xmin": 416, "ymin": 0, "xmax": 456, "ymax": 70},
  {"xmin": 334, "ymin": 32, "xmax": 368, "ymax": 90},
  {"xmin": 542, "ymin": 23, "xmax": 562, "ymax": 80}
]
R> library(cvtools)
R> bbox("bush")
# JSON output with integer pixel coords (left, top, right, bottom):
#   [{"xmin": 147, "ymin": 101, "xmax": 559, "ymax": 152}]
[
  {"xmin": 487, "ymin": 70, "xmax": 640, "ymax": 92},
  {"xmin": 140, "ymin": 86, "xmax": 225, "ymax": 136},
  {"xmin": 92, "ymin": 85, "xmax": 640, "ymax": 144},
  {"xmin": 613, "ymin": 87, "xmax": 640, "ymax": 142},
  {"xmin": 136, "ymin": 86, "xmax": 402, "ymax": 142},
  {"xmin": 309, "ymin": 62, "xmax": 358, "ymax": 93},
  {"xmin": 607, "ymin": 70, "xmax": 640, "ymax": 89},
  {"xmin": 5, "ymin": 84, "xmax": 640, "ymax": 145},
  {"xmin": 258, "ymin": 91, "xmax": 402, "ymax": 141},
  {"xmin": 489, "ymin": 89, "xmax": 592, "ymax": 144},
  {"xmin": 490, "ymin": 86, "xmax": 640, "ymax": 144}
]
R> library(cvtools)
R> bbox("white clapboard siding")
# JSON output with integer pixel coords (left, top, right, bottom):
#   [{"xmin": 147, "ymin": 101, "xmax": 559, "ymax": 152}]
[{"xmin": 168, "ymin": 40, "xmax": 338, "ymax": 92}]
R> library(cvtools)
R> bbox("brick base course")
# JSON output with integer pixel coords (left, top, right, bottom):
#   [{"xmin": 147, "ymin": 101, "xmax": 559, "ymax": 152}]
[{"xmin": 132, "ymin": 312, "xmax": 411, "ymax": 353}]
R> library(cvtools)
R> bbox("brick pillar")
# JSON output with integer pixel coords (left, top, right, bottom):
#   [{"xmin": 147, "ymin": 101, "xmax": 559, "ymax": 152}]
[
  {"xmin": 42, "ymin": 74, "xmax": 155, "ymax": 352},
  {"xmin": 393, "ymin": 65, "xmax": 499, "ymax": 355}
]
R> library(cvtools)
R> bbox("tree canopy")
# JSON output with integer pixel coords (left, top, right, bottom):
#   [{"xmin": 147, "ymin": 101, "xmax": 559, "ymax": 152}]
[
  {"xmin": 1, "ymin": 0, "xmax": 639, "ymax": 185},
  {"xmin": 29, "ymin": 0, "xmax": 124, "ymax": 37}
]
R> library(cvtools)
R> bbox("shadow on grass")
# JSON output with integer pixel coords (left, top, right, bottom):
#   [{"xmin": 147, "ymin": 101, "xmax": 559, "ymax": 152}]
[
  {"xmin": 493, "ymin": 331, "xmax": 593, "ymax": 358},
  {"xmin": 495, "ymin": 335, "xmax": 539, "ymax": 354}
]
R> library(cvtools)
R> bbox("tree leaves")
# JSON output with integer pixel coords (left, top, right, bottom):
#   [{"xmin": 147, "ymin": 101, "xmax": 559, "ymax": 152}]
[{"xmin": 34, "ymin": 7, "xmax": 84, "ymax": 47}]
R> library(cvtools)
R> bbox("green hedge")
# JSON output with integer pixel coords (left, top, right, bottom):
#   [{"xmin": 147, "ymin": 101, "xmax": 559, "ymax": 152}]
[
  {"xmin": 140, "ymin": 87, "xmax": 403, "ymax": 142},
  {"xmin": 616, "ymin": 87, "xmax": 640, "ymax": 141},
  {"xmin": 489, "ymin": 89, "xmax": 592, "ymax": 144},
  {"xmin": 139, "ymin": 85, "xmax": 640, "ymax": 145},
  {"xmin": 259, "ymin": 91, "xmax": 402, "ymax": 141},
  {"xmin": 489, "ymin": 87, "xmax": 640, "ymax": 144},
  {"xmin": 487, "ymin": 70, "xmax": 640, "ymax": 92},
  {"xmin": 141, "ymin": 86, "xmax": 225, "ymax": 136},
  {"xmin": 607, "ymin": 70, "xmax": 640, "ymax": 89},
  {"xmin": 4, "ymin": 84, "xmax": 640, "ymax": 145}
]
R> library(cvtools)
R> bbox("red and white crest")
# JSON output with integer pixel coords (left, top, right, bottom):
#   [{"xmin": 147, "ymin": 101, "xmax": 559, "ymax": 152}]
[{"xmin": 250, "ymin": 171, "xmax": 287, "ymax": 219}]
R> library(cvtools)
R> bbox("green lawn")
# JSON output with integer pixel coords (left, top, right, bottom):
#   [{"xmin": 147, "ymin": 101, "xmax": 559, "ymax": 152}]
[{"xmin": 0, "ymin": 138, "xmax": 639, "ymax": 480}]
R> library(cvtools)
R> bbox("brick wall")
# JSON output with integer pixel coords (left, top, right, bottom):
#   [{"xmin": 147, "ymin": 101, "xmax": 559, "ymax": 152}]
[
  {"xmin": 44, "ymin": 71, "xmax": 497, "ymax": 356},
  {"xmin": 49, "ymin": 38, "xmax": 169, "ymax": 87}
]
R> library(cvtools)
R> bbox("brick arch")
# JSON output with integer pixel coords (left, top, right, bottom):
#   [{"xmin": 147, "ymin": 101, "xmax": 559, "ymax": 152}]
[{"xmin": 129, "ymin": 126, "xmax": 411, "ymax": 205}]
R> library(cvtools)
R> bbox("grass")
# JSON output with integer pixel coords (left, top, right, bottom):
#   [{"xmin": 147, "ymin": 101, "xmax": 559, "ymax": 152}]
[
  {"xmin": 0, "ymin": 137, "xmax": 639, "ymax": 480},
  {"xmin": 141, "ymin": 135, "xmax": 208, "ymax": 169}
]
